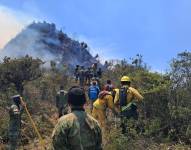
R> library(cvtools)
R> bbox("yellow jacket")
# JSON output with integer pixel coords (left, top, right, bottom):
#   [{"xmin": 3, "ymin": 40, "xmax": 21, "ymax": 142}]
[
  {"xmin": 93, "ymin": 94, "xmax": 114, "ymax": 110},
  {"xmin": 114, "ymin": 86, "xmax": 143, "ymax": 105}
]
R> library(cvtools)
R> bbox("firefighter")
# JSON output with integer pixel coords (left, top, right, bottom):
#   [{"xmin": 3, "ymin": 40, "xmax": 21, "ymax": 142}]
[{"xmin": 114, "ymin": 76, "xmax": 143, "ymax": 134}]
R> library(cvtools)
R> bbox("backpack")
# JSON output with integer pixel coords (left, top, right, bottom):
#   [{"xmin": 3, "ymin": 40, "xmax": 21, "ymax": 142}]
[
  {"xmin": 119, "ymin": 87, "xmax": 128, "ymax": 107},
  {"xmin": 88, "ymin": 85, "xmax": 100, "ymax": 101},
  {"xmin": 119, "ymin": 87, "xmax": 137, "ymax": 118}
]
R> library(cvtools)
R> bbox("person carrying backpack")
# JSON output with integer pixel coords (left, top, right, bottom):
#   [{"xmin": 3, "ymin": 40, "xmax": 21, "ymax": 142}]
[
  {"xmin": 114, "ymin": 76, "xmax": 143, "ymax": 134},
  {"xmin": 88, "ymin": 81, "xmax": 100, "ymax": 112}
]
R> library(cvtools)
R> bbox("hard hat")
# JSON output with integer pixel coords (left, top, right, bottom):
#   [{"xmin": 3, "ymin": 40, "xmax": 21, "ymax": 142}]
[{"xmin": 121, "ymin": 76, "xmax": 131, "ymax": 82}]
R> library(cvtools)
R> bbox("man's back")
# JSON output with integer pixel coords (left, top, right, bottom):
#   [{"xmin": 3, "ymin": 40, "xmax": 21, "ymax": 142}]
[
  {"xmin": 114, "ymin": 86, "xmax": 143, "ymax": 105},
  {"xmin": 52, "ymin": 110, "xmax": 102, "ymax": 150},
  {"xmin": 88, "ymin": 85, "xmax": 100, "ymax": 101}
]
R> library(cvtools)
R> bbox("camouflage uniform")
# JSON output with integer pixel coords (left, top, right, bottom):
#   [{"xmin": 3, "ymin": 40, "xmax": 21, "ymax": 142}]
[
  {"xmin": 52, "ymin": 110, "xmax": 102, "ymax": 150},
  {"xmin": 56, "ymin": 90, "xmax": 68, "ymax": 118},
  {"xmin": 8, "ymin": 104, "xmax": 23, "ymax": 150}
]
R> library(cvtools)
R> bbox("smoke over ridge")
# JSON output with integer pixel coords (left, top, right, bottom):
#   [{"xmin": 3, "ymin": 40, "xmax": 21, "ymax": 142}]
[{"xmin": 0, "ymin": 21, "xmax": 98, "ymax": 67}]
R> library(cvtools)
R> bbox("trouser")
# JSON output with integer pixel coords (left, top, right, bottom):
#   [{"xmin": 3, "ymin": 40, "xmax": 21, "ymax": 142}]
[
  {"xmin": 92, "ymin": 107, "xmax": 106, "ymax": 128},
  {"xmin": 120, "ymin": 108, "xmax": 138, "ymax": 134},
  {"xmin": 92, "ymin": 107, "xmax": 110, "ymax": 143},
  {"xmin": 121, "ymin": 104, "xmax": 138, "ymax": 120},
  {"xmin": 8, "ymin": 133, "xmax": 20, "ymax": 150}
]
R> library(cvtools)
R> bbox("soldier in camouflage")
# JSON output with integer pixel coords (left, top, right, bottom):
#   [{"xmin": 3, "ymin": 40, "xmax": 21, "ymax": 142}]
[
  {"xmin": 56, "ymin": 86, "xmax": 68, "ymax": 118},
  {"xmin": 8, "ymin": 95, "xmax": 25, "ymax": 150},
  {"xmin": 52, "ymin": 86, "xmax": 102, "ymax": 150}
]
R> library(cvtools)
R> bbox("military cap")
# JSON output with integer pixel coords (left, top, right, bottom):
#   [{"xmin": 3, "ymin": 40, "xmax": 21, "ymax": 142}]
[{"xmin": 68, "ymin": 86, "xmax": 86, "ymax": 106}]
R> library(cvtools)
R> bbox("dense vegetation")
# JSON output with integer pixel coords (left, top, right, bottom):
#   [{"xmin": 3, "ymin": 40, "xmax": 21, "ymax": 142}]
[{"xmin": 0, "ymin": 51, "xmax": 190, "ymax": 149}]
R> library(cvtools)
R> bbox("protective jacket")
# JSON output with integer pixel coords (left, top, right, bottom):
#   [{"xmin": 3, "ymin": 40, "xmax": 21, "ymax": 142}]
[
  {"xmin": 92, "ymin": 93, "xmax": 114, "ymax": 128},
  {"xmin": 114, "ymin": 86, "xmax": 143, "ymax": 118},
  {"xmin": 114, "ymin": 86, "xmax": 143, "ymax": 105},
  {"xmin": 93, "ymin": 94, "xmax": 114, "ymax": 110}
]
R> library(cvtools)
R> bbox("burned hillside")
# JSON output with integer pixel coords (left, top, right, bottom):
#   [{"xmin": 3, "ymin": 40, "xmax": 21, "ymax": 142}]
[{"xmin": 0, "ymin": 21, "xmax": 98, "ymax": 68}]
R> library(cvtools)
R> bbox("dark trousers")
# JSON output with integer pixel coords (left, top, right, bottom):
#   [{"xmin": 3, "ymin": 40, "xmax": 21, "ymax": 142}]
[
  {"xmin": 8, "ymin": 133, "xmax": 20, "ymax": 150},
  {"xmin": 120, "ymin": 108, "xmax": 138, "ymax": 134}
]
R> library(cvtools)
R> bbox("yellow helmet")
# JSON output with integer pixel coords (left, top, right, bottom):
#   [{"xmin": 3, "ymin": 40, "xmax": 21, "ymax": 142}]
[{"xmin": 120, "ymin": 76, "xmax": 131, "ymax": 82}]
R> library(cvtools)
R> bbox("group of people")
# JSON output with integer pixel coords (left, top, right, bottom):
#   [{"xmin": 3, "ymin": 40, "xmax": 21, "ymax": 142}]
[
  {"xmin": 88, "ymin": 76, "xmax": 143, "ymax": 134},
  {"xmin": 74, "ymin": 63, "xmax": 102, "ymax": 87},
  {"xmin": 7, "ymin": 75, "xmax": 143, "ymax": 150}
]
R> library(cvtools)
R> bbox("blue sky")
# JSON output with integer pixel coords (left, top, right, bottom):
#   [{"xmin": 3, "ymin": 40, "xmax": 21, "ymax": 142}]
[{"xmin": 0, "ymin": 0, "xmax": 191, "ymax": 72}]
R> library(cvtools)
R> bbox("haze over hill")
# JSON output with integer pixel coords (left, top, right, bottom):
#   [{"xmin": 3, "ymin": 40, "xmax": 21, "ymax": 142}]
[{"xmin": 0, "ymin": 21, "xmax": 98, "ymax": 67}]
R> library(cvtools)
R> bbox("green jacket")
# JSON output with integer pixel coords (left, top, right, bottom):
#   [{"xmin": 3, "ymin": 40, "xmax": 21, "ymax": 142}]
[
  {"xmin": 52, "ymin": 110, "xmax": 102, "ymax": 150},
  {"xmin": 56, "ymin": 91, "xmax": 68, "ymax": 108}
]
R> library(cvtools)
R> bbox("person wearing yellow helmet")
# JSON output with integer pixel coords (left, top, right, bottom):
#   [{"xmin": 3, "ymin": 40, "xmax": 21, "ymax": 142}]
[{"xmin": 114, "ymin": 76, "xmax": 143, "ymax": 134}]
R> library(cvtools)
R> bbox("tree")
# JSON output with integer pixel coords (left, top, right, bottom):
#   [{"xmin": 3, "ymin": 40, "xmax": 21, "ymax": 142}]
[
  {"xmin": 131, "ymin": 54, "xmax": 144, "ymax": 68},
  {"xmin": 168, "ymin": 51, "xmax": 191, "ymax": 143},
  {"xmin": 0, "ymin": 56, "xmax": 43, "ymax": 95},
  {"xmin": 170, "ymin": 51, "xmax": 191, "ymax": 89}
]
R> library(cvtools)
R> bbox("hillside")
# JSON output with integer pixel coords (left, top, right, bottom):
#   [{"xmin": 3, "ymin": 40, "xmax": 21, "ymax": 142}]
[
  {"xmin": 0, "ymin": 51, "xmax": 190, "ymax": 150},
  {"xmin": 0, "ymin": 21, "xmax": 98, "ymax": 67},
  {"xmin": 0, "ymin": 21, "xmax": 190, "ymax": 149}
]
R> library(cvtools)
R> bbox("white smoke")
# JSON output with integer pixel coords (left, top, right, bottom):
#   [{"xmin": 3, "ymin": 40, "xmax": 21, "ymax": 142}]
[
  {"xmin": 0, "ymin": 26, "xmax": 60, "ymax": 67},
  {"xmin": 0, "ymin": 21, "xmax": 98, "ymax": 68},
  {"xmin": 0, "ymin": 6, "xmax": 24, "ymax": 49}
]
